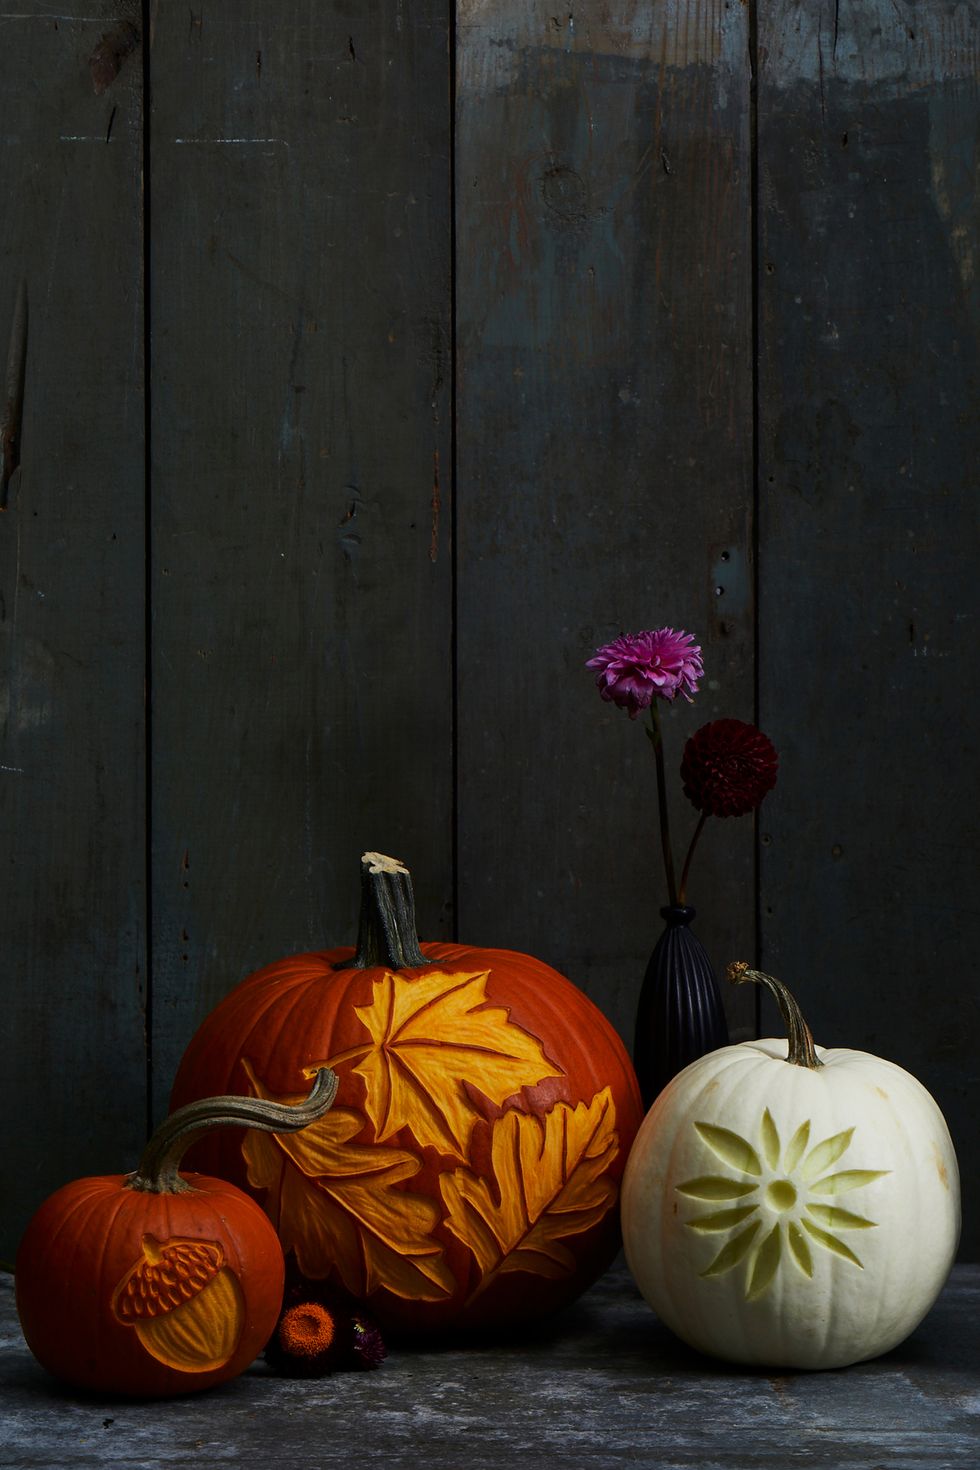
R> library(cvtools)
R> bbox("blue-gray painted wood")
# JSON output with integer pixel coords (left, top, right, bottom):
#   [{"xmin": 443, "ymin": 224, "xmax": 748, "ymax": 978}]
[
  {"xmin": 0, "ymin": 0, "xmax": 976, "ymax": 1267},
  {"xmin": 2, "ymin": 1263, "xmax": 978, "ymax": 1466},
  {"xmin": 147, "ymin": 1, "xmax": 455, "ymax": 1120},
  {"xmin": 0, "ymin": 4, "xmax": 147, "ymax": 1260},
  {"xmin": 455, "ymin": 0, "xmax": 759, "ymax": 1052},
  {"xmin": 756, "ymin": 0, "xmax": 980, "ymax": 1255}
]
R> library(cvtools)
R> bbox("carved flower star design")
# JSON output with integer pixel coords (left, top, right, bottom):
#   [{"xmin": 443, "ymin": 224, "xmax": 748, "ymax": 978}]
[{"xmin": 677, "ymin": 1110, "xmax": 890, "ymax": 1301}]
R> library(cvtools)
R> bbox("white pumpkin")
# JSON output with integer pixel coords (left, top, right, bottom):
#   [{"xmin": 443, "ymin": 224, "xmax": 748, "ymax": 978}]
[{"xmin": 622, "ymin": 963, "xmax": 960, "ymax": 1370}]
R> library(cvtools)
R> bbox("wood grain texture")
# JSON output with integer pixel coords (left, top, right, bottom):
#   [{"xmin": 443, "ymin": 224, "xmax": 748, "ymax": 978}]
[
  {"xmin": 455, "ymin": 0, "xmax": 757, "ymax": 1048},
  {"xmin": 2, "ymin": 1263, "xmax": 978, "ymax": 1467},
  {"xmin": 1, "ymin": 0, "xmax": 977, "ymax": 1270},
  {"xmin": 0, "ymin": 3, "xmax": 146, "ymax": 1260},
  {"xmin": 756, "ymin": 0, "xmax": 980, "ymax": 1250},
  {"xmin": 147, "ymin": 2, "xmax": 454, "ymax": 1116}
]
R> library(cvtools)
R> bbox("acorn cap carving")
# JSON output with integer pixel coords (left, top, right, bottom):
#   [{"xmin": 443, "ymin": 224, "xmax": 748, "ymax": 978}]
[
  {"xmin": 113, "ymin": 1235, "xmax": 225, "ymax": 1321},
  {"xmin": 112, "ymin": 1234, "xmax": 245, "ymax": 1372}
]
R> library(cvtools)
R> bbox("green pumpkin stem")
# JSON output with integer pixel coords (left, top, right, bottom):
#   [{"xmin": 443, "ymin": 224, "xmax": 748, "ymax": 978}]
[
  {"xmin": 726, "ymin": 962, "xmax": 823, "ymax": 1070},
  {"xmin": 339, "ymin": 851, "xmax": 428, "ymax": 970},
  {"xmin": 125, "ymin": 1067, "xmax": 339, "ymax": 1195}
]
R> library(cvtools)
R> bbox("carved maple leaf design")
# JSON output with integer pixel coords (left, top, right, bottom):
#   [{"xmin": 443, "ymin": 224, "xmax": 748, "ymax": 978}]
[
  {"xmin": 441, "ymin": 1088, "xmax": 619, "ymax": 1302},
  {"xmin": 349, "ymin": 968, "xmax": 563, "ymax": 1159},
  {"xmin": 241, "ymin": 1063, "xmax": 456, "ymax": 1302}
]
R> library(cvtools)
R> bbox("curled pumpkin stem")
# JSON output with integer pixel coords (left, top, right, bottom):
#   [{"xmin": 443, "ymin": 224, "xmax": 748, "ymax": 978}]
[
  {"xmin": 726, "ymin": 962, "xmax": 822, "ymax": 1071},
  {"xmin": 126, "ymin": 1067, "xmax": 339, "ymax": 1195}
]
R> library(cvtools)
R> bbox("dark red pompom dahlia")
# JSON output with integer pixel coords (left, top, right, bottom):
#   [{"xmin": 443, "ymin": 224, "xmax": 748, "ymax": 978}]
[{"xmin": 680, "ymin": 719, "xmax": 778, "ymax": 818}]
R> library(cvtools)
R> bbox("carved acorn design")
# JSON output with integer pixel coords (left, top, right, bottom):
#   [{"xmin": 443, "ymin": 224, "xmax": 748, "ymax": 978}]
[
  {"xmin": 112, "ymin": 1234, "xmax": 245, "ymax": 1371},
  {"xmin": 15, "ymin": 1070, "xmax": 338, "ymax": 1396}
]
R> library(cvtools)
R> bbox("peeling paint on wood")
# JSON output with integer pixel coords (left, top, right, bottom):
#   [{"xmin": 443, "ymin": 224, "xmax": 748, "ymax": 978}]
[{"xmin": 88, "ymin": 19, "xmax": 140, "ymax": 95}]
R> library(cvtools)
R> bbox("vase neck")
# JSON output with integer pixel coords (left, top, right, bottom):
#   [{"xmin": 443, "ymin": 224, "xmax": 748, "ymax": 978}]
[{"xmin": 660, "ymin": 905, "xmax": 696, "ymax": 925}]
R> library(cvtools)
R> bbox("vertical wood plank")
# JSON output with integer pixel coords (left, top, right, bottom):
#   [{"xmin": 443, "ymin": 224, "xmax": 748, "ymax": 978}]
[
  {"xmin": 0, "ymin": 4, "xmax": 146, "ymax": 1256},
  {"xmin": 758, "ymin": 0, "xmax": 979, "ymax": 1252},
  {"xmin": 455, "ymin": 0, "xmax": 756, "ymax": 1047},
  {"xmin": 148, "ymin": 2, "xmax": 454, "ymax": 1114}
]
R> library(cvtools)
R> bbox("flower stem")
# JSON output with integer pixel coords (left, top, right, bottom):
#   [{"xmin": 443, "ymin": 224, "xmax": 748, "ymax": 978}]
[
  {"xmin": 648, "ymin": 702, "xmax": 678, "ymax": 906},
  {"xmin": 677, "ymin": 810, "xmax": 708, "ymax": 906}
]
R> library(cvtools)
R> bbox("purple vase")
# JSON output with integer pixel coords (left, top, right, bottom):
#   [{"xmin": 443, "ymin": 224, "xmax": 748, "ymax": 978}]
[{"xmin": 633, "ymin": 905, "xmax": 729, "ymax": 1110}]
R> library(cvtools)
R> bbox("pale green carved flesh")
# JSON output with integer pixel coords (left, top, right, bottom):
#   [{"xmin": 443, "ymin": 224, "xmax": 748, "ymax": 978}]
[
  {"xmin": 805, "ymin": 1203, "xmax": 876, "ymax": 1230},
  {"xmin": 676, "ymin": 1176, "xmax": 757, "ymax": 1200},
  {"xmin": 809, "ymin": 1169, "xmax": 890, "ymax": 1195},
  {"xmin": 761, "ymin": 1109, "xmax": 780, "ymax": 1170},
  {"xmin": 694, "ymin": 1123, "xmax": 763, "ymax": 1176},
  {"xmin": 679, "ymin": 1114, "xmax": 890, "ymax": 1300},
  {"xmin": 801, "ymin": 1218, "xmax": 864, "ymax": 1266},
  {"xmin": 688, "ymin": 1205, "xmax": 759, "ymax": 1233},
  {"xmin": 765, "ymin": 1179, "xmax": 797, "ymax": 1212},
  {"xmin": 783, "ymin": 1120, "xmax": 810, "ymax": 1173},
  {"xmin": 747, "ymin": 1224, "xmax": 782, "ymax": 1300},
  {"xmin": 801, "ymin": 1128, "xmax": 854, "ymax": 1181},
  {"xmin": 700, "ymin": 1221, "xmax": 761, "ymax": 1278},
  {"xmin": 787, "ymin": 1221, "xmax": 813, "ymax": 1277}
]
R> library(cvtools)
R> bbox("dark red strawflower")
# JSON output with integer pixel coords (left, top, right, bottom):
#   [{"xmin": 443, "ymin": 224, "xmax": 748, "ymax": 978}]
[
  {"xmin": 350, "ymin": 1314, "xmax": 388, "ymax": 1370},
  {"xmin": 680, "ymin": 719, "xmax": 778, "ymax": 818}
]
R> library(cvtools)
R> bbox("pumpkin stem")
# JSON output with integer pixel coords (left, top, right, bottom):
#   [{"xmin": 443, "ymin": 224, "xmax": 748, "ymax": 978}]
[
  {"xmin": 125, "ymin": 1067, "xmax": 339, "ymax": 1195},
  {"xmin": 725, "ymin": 962, "xmax": 823, "ymax": 1070},
  {"xmin": 338, "ymin": 851, "xmax": 428, "ymax": 970}
]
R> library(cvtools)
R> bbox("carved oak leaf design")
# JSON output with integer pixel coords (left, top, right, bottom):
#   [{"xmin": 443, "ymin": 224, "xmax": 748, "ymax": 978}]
[
  {"xmin": 441, "ymin": 1088, "xmax": 619, "ymax": 1302},
  {"xmin": 241, "ymin": 1062, "xmax": 455, "ymax": 1302},
  {"xmin": 351, "ymin": 968, "xmax": 563, "ymax": 1159}
]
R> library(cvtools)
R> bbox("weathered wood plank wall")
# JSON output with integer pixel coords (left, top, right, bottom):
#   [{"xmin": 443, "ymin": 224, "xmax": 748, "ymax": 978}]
[
  {"xmin": 455, "ymin": 0, "xmax": 756, "ymax": 1055},
  {"xmin": 146, "ymin": 1, "xmax": 454, "ymax": 1120},
  {"xmin": 756, "ymin": 0, "xmax": 979, "ymax": 1233},
  {"xmin": 0, "ymin": 5, "xmax": 147, "ymax": 1251},
  {"xmin": 1, "ymin": 0, "xmax": 976, "ymax": 1263}
]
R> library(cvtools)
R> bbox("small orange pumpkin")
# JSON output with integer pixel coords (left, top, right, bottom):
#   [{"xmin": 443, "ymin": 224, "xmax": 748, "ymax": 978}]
[
  {"xmin": 171, "ymin": 852, "xmax": 643, "ymax": 1332},
  {"xmin": 15, "ymin": 1069, "xmax": 337, "ymax": 1397}
]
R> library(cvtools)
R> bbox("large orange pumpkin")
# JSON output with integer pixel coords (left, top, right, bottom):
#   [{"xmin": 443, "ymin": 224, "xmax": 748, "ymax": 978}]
[
  {"xmin": 171, "ymin": 853, "xmax": 643, "ymax": 1332},
  {"xmin": 16, "ymin": 1070, "xmax": 338, "ymax": 1397}
]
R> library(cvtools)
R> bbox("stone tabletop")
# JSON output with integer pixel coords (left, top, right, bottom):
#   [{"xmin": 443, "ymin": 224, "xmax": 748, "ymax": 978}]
[{"xmin": 1, "ymin": 1263, "xmax": 977, "ymax": 1469}]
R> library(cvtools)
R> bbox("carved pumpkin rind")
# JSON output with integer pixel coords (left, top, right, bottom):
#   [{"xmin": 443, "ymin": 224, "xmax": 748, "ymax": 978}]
[
  {"xmin": 171, "ymin": 940, "xmax": 644, "ymax": 1332},
  {"xmin": 15, "ymin": 1173, "xmax": 284, "ymax": 1398},
  {"xmin": 622, "ymin": 1034, "xmax": 961, "ymax": 1369},
  {"xmin": 16, "ymin": 1069, "xmax": 338, "ymax": 1397}
]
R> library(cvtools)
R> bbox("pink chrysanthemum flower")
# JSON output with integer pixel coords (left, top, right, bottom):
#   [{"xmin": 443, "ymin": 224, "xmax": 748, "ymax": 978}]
[{"xmin": 586, "ymin": 628, "xmax": 704, "ymax": 717}]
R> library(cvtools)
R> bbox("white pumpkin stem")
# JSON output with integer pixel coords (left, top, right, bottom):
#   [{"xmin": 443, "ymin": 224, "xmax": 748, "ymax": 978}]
[
  {"xmin": 125, "ymin": 1067, "xmax": 339, "ymax": 1195},
  {"xmin": 339, "ymin": 851, "xmax": 428, "ymax": 970},
  {"xmin": 726, "ymin": 962, "xmax": 823, "ymax": 1069}
]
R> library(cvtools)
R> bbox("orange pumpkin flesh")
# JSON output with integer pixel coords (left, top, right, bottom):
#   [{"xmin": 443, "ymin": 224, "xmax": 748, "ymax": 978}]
[
  {"xmin": 171, "ymin": 853, "xmax": 643, "ymax": 1333},
  {"xmin": 15, "ymin": 1070, "xmax": 338, "ymax": 1397}
]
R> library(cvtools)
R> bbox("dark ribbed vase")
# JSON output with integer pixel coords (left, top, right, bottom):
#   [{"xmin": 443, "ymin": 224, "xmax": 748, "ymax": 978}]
[{"xmin": 633, "ymin": 905, "xmax": 729, "ymax": 1110}]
